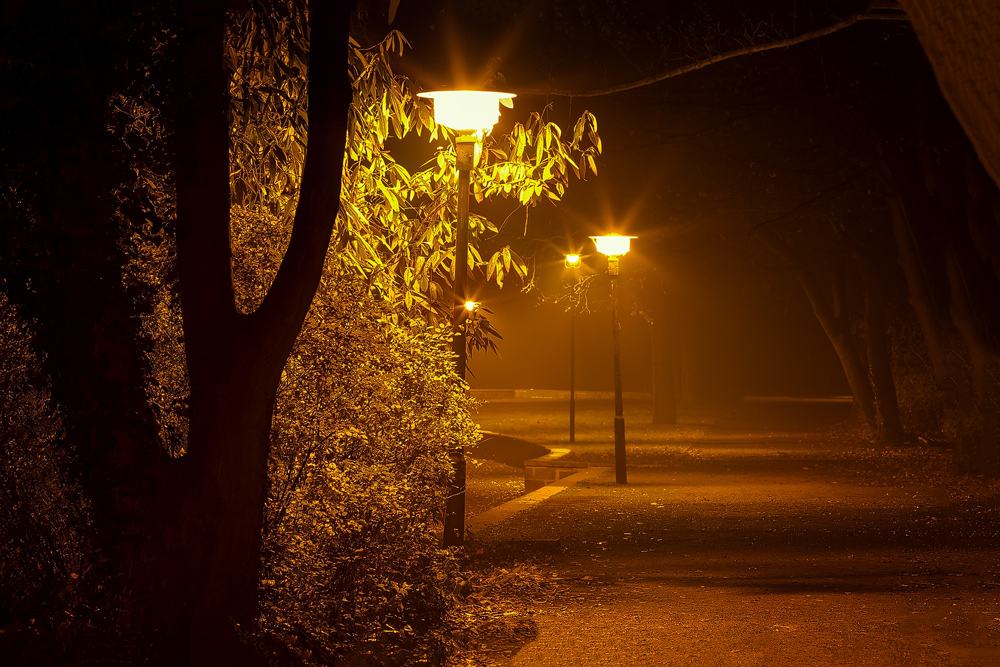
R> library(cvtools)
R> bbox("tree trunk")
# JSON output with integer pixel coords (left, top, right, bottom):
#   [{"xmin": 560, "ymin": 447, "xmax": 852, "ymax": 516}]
[
  {"xmin": 798, "ymin": 269, "xmax": 877, "ymax": 430},
  {"xmin": 962, "ymin": 151, "xmax": 1000, "ymax": 283},
  {"xmin": 944, "ymin": 249, "xmax": 998, "ymax": 400},
  {"xmin": 5, "ymin": 2, "xmax": 353, "ymax": 658},
  {"xmin": 166, "ymin": 1, "xmax": 353, "ymax": 663},
  {"xmin": 185, "ymin": 376, "xmax": 278, "ymax": 664},
  {"xmin": 897, "ymin": 0, "xmax": 1000, "ymax": 189},
  {"xmin": 885, "ymin": 192, "xmax": 949, "ymax": 385},
  {"xmin": 857, "ymin": 254, "xmax": 904, "ymax": 443},
  {"xmin": 678, "ymin": 320, "xmax": 698, "ymax": 407},
  {"xmin": 756, "ymin": 228, "xmax": 877, "ymax": 430}
]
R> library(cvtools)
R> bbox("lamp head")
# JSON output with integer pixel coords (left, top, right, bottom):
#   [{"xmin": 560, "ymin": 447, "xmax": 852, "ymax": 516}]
[
  {"xmin": 464, "ymin": 300, "xmax": 481, "ymax": 312},
  {"xmin": 417, "ymin": 90, "xmax": 515, "ymax": 133},
  {"xmin": 590, "ymin": 234, "xmax": 636, "ymax": 257},
  {"xmin": 564, "ymin": 254, "xmax": 582, "ymax": 269}
]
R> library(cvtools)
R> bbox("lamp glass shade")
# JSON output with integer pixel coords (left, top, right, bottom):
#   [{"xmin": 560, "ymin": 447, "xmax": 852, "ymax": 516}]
[
  {"xmin": 564, "ymin": 254, "xmax": 582, "ymax": 268},
  {"xmin": 417, "ymin": 90, "xmax": 515, "ymax": 131},
  {"xmin": 590, "ymin": 234, "xmax": 636, "ymax": 257}
]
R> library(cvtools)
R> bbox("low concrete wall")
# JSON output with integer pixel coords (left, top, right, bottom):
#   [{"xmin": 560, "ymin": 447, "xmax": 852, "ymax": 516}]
[
  {"xmin": 523, "ymin": 448, "xmax": 588, "ymax": 492},
  {"xmin": 471, "ymin": 431, "xmax": 548, "ymax": 469},
  {"xmin": 742, "ymin": 395, "xmax": 853, "ymax": 405},
  {"xmin": 470, "ymin": 388, "xmax": 653, "ymax": 401}
]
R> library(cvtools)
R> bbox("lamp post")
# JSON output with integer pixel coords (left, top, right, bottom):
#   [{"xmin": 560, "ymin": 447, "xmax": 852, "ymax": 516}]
[
  {"xmin": 590, "ymin": 234, "xmax": 635, "ymax": 484},
  {"xmin": 418, "ymin": 89, "xmax": 514, "ymax": 546},
  {"xmin": 564, "ymin": 254, "xmax": 582, "ymax": 443}
]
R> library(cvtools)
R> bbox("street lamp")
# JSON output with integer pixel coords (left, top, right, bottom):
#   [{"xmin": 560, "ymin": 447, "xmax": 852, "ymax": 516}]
[
  {"xmin": 418, "ymin": 90, "xmax": 514, "ymax": 378},
  {"xmin": 590, "ymin": 234, "xmax": 636, "ymax": 484},
  {"xmin": 564, "ymin": 254, "xmax": 582, "ymax": 443},
  {"xmin": 419, "ymin": 89, "xmax": 514, "ymax": 546}
]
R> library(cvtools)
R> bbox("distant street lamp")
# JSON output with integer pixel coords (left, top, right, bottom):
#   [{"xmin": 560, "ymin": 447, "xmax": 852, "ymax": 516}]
[
  {"xmin": 419, "ymin": 89, "xmax": 514, "ymax": 546},
  {"xmin": 564, "ymin": 254, "xmax": 582, "ymax": 443},
  {"xmin": 590, "ymin": 234, "xmax": 636, "ymax": 484}
]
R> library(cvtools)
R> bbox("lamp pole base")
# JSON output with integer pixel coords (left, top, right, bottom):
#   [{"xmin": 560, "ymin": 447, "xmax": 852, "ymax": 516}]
[{"xmin": 614, "ymin": 415, "xmax": 627, "ymax": 484}]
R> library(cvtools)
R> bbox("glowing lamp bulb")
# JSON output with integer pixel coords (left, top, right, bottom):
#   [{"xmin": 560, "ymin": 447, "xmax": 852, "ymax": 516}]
[
  {"xmin": 590, "ymin": 234, "xmax": 636, "ymax": 257},
  {"xmin": 464, "ymin": 300, "xmax": 481, "ymax": 312},
  {"xmin": 417, "ymin": 90, "xmax": 516, "ymax": 132},
  {"xmin": 564, "ymin": 254, "xmax": 582, "ymax": 268}
]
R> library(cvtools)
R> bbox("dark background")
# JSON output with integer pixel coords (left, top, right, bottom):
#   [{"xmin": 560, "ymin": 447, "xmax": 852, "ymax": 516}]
[{"xmin": 369, "ymin": 0, "xmax": 913, "ymax": 399}]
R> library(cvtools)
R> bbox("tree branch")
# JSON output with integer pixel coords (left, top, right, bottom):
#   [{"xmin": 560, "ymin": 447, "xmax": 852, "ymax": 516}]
[
  {"xmin": 750, "ymin": 163, "xmax": 879, "ymax": 234},
  {"xmin": 514, "ymin": 12, "xmax": 908, "ymax": 98},
  {"xmin": 251, "ymin": 1, "xmax": 353, "ymax": 368},
  {"xmin": 175, "ymin": 0, "xmax": 239, "ymax": 372}
]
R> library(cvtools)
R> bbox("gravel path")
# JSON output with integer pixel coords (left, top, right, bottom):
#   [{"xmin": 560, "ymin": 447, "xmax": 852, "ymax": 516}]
[
  {"xmin": 466, "ymin": 458, "xmax": 525, "ymax": 518},
  {"xmin": 468, "ymin": 399, "xmax": 1000, "ymax": 666}
]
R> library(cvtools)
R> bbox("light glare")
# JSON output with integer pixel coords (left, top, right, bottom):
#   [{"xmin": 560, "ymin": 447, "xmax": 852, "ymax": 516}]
[
  {"xmin": 590, "ymin": 234, "xmax": 636, "ymax": 257},
  {"xmin": 417, "ymin": 90, "xmax": 515, "ymax": 132}
]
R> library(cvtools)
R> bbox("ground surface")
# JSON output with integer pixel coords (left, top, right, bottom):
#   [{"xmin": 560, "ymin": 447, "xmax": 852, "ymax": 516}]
[
  {"xmin": 460, "ymin": 397, "xmax": 1000, "ymax": 666},
  {"xmin": 466, "ymin": 458, "xmax": 524, "ymax": 518}
]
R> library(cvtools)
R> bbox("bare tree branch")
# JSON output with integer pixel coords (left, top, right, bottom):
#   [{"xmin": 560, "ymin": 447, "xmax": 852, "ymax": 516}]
[{"xmin": 514, "ymin": 12, "xmax": 908, "ymax": 98}]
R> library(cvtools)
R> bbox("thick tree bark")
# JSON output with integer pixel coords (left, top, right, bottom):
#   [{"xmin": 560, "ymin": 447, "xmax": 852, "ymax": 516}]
[
  {"xmin": 871, "ymin": 73, "xmax": 1000, "ymax": 418},
  {"xmin": 897, "ymin": 1, "xmax": 1000, "ymax": 189},
  {"xmin": 168, "ymin": 1, "xmax": 353, "ymax": 664}
]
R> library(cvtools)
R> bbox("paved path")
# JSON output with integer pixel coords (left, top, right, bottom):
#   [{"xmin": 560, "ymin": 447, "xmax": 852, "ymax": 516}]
[{"xmin": 470, "ymin": 401, "xmax": 1000, "ymax": 666}]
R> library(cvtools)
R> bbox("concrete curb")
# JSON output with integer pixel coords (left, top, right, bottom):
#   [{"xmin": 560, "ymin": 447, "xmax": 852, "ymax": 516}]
[
  {"xmin": 467, "ymin": 466, "xmax": 612, "ymax": 535},
  {"xmin": 470, "ymin": 388, "xmax": 653, "ymax": 401},
  {"xmin": 524, "ymin": 448, "xmax": 589, "ymax": 492}
]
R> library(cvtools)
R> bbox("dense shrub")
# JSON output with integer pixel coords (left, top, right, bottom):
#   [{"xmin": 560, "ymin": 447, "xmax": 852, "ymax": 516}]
[
  {"xmin": 0, "ymin": 296, "xmax": 92, "ymax": 662},
  {"xmin": 257, "ymin": 275, "xmax": 477, "ymax": 664},
  {"xmin": 887, "ymin": 314, "xmax": 946, "ymax": 435},
  {"xmin": 226, "ymin": 207, "xmax": 478, "ymax": 662},
  {"xmin": 2, "ymin": 207, "xmax": 479, "ymax": 665},
  {"xmin": 889, "ymin": 311, "xmax": 1000, "ymax": 475},
  {"xmin": 4, "ymin": 15, "xmax": 573, "ymax": 661}
]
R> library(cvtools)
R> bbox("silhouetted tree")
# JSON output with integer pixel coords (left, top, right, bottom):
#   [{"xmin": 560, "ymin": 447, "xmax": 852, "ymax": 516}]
[{"xmin": 2, "ymin": 1, "xmax": 353, "ymax": 662}]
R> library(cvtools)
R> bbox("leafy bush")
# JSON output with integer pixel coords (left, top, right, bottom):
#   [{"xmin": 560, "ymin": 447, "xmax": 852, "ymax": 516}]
[
  {"xmin": 889, "ymin": 311, "xmax": 1000, "ymax": 475},
  {"xmin": 2, "ymin": 15, "xmax": 595, "ymax": 662},
  {"xmin": 887, "ymin": 315, "xmax": 946, "ymax": 435},
  {"xmin": 0, "ymin": 296, "xmax": 93, "ymax": 662},
  {"xmin": 256, "ymin": 270, "xmax": 478, "ymax": 664},
  {"xmin": 227, "ymin": 204, "xmax": 477, "ymax": 661}
]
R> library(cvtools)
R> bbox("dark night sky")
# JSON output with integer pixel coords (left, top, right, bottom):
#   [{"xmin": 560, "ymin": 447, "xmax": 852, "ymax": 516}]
[{"xmin": 363, "ymin": 0, "xmax": 931, "ymax": 399}]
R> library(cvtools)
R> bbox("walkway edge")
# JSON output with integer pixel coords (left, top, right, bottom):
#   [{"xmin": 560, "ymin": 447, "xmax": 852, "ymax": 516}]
[{"xmin": 467, "ymin": 466, "xmax": 612, "ymax": 534}]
